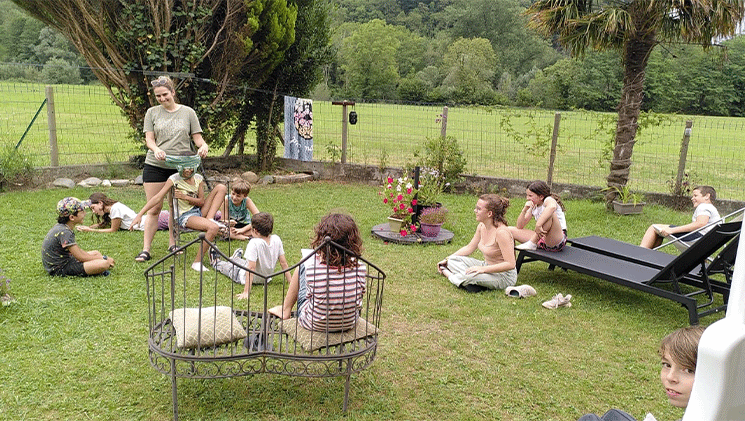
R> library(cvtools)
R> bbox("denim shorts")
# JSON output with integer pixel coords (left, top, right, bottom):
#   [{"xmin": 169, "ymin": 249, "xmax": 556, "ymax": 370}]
[{"xmin": 177, "ymin": 207, "xmax": 202, "ymax": 228}]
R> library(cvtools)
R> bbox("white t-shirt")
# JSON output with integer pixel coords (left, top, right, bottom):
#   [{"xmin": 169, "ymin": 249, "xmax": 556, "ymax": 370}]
[
  {"xmin": 245, "ymin": 234, "xmax": 285, "ymax": 283},
  {"xmin": 531, "ymin": 198, "xmax": 567, "ymax": 231},
  {"xmin": 109, "ymin": 202, "xmax": 140, "ymax": 231},
  {"xmin": 693, "ymin": 203, "xmax": 720, "ymax": 235}
]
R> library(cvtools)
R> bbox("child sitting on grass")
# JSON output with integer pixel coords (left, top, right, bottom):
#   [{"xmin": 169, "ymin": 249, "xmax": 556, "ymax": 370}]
[
  {"xmin": 269, "ymin": 213, "xmax": 366, "ymax": 332},
  {"xmin": 640, "ymin": 185, "xmax": 720, "ymax": 249},
  {"xmin": 131, "ymin": 163, "xmax": 227, "ymax": 271},
  {"xmin": 222, "ymin": 179, "xmax": 259, "ymax": 240},
  {"xmin": 42, "ymin": 197, "xmax": 115, "ymax": 277},
  {"xmin": 209, "ymin": 212, "xmax": 292, "ymax": 299},
  {"xmin": 577, "ymin": 325, "xmax": 705, "ymax": 421}
]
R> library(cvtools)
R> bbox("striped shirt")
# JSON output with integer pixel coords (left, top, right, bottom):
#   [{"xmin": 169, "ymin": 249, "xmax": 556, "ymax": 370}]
[{"xmin": 299, "ymin": 257, "xmax": 367, "ymax": 332}]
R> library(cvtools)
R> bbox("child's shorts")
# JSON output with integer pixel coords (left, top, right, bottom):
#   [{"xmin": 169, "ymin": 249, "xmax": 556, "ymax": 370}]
[
  {"xmin": 177, "ymin": 207, "xmax": 202, "ymax": 228},
  {"xmin": 49, "ymin": 258, "xmax": 86, "ymax": 277},
  {"xmin": 537, "ymin": 229, "xmax": 568, "ymax": 252}
]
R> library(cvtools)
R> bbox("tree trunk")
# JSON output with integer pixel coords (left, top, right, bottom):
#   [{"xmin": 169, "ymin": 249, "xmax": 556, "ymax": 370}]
[{"xmin": 606, "ymin": 29, "xmax": 656, "ymax": 202}]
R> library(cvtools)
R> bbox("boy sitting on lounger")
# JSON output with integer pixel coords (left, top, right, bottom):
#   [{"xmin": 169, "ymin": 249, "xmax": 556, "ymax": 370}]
[
  {"xmin": 640, "ymin": 185, "xmax": 720, "ymax": 249},
  {"xmin": 209, "ymin": 212, "xmax": 292, "ymax": 299}
]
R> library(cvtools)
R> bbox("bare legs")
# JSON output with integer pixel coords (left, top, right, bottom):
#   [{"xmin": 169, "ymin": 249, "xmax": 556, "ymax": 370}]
[
  {"xmin": 143, "ymin": 181, "xmax": 167, "ymax": 254},
  {"xmin": 269, "ymin": 268, "xmax": 299, "ymax": 320},
  {"xmin": 640, "ymin": 225, "xmax": 665, "ymax": 249}
]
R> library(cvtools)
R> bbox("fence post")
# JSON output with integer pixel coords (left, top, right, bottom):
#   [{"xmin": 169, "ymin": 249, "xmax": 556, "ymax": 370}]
[
  {"xmin": 46, "ymin": 86, "xmax": 59, "ymax": 167},
  {"xmin": 332, "ymin": 100, "xmax": 354, "ymax": 164},
  {"xmin": 440, "ymin": 106, "xmax": 448, "ymax": 139},
  {"xmin": 674, "ymin": 120, "xmax": 692, "ymax": 195},
  {"xmin": 547, "ymin": 112, "xmax": 561, "ymax": 187}
]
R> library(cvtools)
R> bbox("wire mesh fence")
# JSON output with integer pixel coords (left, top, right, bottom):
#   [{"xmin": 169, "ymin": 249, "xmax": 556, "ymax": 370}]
[{"xmin": 2, "ymin": 74, "xmax": 745, "ymax": 200}]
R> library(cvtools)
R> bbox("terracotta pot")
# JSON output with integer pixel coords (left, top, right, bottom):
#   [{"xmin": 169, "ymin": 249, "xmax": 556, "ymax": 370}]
[{"xmin": 419, "ymin": 222, "xmax": 443, "ymax": 237}]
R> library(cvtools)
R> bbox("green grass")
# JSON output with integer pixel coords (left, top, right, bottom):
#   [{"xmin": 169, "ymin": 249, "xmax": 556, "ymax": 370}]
[
  {"xmin": 3, "ymin": 81, "xmax": 745, "ymax": 199},
  {"xmin": 0, "ymin": 182, "xmax": 726, "ymax": 420}
]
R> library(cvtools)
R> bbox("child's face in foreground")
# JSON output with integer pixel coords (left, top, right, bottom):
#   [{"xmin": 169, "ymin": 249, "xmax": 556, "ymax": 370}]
[
  {"xmin": 690, "ymin": 189, "xmax": 709, "ymax": 208},
  {"xmin": 660, "ymin": 350, "xmax": 695, "ymax": 408},
  {"xmin": 231, "ymin": 191, "xmax": 247, "ymax": 205}
]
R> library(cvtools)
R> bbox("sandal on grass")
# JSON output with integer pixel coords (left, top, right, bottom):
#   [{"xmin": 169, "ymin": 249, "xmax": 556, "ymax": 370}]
[
  {"xmin": 135, "ymin": 250, "xmax": 151, "ymax": 262},
  {"xmin": 168, "ymin": 245, "xmax": 184, "ymax": 255}
]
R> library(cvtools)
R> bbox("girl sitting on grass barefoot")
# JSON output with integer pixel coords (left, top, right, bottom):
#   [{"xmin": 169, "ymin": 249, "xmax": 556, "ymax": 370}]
[
  {"xmin": 268, "ymin": 213, "xmax": 366, "ymax": 332},
  {"xmin": 510, "ymin": 180, "xmax": 567, "ymax": 252}
]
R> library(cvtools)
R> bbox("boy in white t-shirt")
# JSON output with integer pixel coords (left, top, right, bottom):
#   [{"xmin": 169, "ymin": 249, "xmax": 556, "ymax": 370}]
[
  {"xmin": 209, "ymin": 212, "xmax": 292, "ymax": 299},
  {"xmin": 640, "ymin": 185, "xmax": 720, "ymax": 249}
]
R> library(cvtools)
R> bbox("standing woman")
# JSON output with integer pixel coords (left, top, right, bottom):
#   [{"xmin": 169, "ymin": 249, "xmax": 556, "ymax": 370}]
[
  {"xmin": 136, "ymin": 75, "xmax": 209, "ymax": 262},
  {"xmin": 437, "ymin": 194, "xmax": 517, "ymax": 292}
]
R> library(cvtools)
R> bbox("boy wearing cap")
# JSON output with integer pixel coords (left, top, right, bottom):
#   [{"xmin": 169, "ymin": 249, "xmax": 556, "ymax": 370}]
[{"xmin": 42, "ymin": 197, "xmax": 115, "ymax": 276}]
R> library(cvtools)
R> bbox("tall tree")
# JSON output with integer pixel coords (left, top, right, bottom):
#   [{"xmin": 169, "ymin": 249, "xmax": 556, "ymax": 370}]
[
  {"xmin": 225, "ymin": 0, "xmax": 334, "ymax": 170},
  {"xmin": 11, "ymin": 0, "xmax": 296, "ymax": 146},
  {"xmin": 525, "ymin": 0, "xmax": 745, "ymax": 195}
]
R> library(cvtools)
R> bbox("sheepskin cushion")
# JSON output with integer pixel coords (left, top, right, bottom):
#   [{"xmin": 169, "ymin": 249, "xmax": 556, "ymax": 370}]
[
  {"xmin": 169, "ymin": 306, "xmax": 247, "ymax": 349},
  {"xmin": 280, "ymin": 317, "xmax": 378, "ymax": 352}
]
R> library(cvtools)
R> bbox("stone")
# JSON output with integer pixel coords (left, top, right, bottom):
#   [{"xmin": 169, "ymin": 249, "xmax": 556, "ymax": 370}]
[
  {"xmin": 275, "ymin": 174, "xmax": 313, "ymax": 184},
  {"xmin": 134, "ymin": 175, "xmax": 143, "ymax": 185},
  {"xmin": 101, "ymin": 180, "xmax": 112, "ymax": 187},
  {"xmin": 261, "ymin": 175, "xmax": 274, "ymax": 184},
  {"xmin": 111, "ymin": 179, "xmax": 130, "ymax": 187},
  {"xmin": 52, "ymin": 178, "xmax": 76, "ymax": 189},
  {"xmin": 241, "ymin": 171, "xmax": 259, "ymax": 184},
  {"xmin": 78, "ymin": 177, "xmax": 102, "ymax": 187}
]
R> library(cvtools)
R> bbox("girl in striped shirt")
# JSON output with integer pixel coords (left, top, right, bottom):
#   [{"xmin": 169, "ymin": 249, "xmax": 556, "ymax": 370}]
[{"xmin": 269, "ymin": 213, "xmax": 366, "ymax": 332}]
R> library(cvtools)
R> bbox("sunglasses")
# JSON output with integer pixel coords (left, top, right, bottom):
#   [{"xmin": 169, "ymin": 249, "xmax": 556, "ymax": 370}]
[{"xmin": 151, "ymin": 78, "xmax": 169, "ymax": 87}]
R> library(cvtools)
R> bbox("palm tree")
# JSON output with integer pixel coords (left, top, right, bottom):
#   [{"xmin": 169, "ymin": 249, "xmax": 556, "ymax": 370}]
[{"xmin": 525, "ymin": 0, "xmax": 745, "ymax": 197}]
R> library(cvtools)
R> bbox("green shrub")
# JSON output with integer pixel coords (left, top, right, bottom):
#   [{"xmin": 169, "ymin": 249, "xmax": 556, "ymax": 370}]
[{"xmin": 0, "ymin": 142, "xmax": 35, "ymax": 187}]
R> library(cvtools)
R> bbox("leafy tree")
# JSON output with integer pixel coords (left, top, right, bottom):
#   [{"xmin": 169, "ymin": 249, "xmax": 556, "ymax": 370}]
[
  {"xmin": 41, "ymin": 57, "xmax": 82, "ymax": 85},
  {"xmin": 11, "ymin": 0, "xmax": 297, "ymax": 148},
  {"xmin": 444, "ymin": 0, "xmax": 560, "ymax": 77},
  {"xmin": 225, "ymin": 0, "xmax": 334, "ymax": 170},
  {"xmin": 337, "ymin": 19, "xmax": 400, "ymax": 99},
  {"xmin": 525, "ymin": 0, "xmax": 745, "ymax": 195},
  {"xmin": 439, "ymin": 37, "xmax": 497, "ymax": 105}
]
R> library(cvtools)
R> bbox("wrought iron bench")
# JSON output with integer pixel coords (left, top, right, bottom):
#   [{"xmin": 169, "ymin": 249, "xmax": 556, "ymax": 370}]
[{"xmin": 144, "ymin": 234, "xmax": 385, "ymax": 420}]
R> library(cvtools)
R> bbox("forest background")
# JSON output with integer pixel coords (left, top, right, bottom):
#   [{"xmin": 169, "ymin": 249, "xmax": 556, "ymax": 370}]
[{"xmin": 2, "ymin": 0, "xmax": 745, "ymax": 118}]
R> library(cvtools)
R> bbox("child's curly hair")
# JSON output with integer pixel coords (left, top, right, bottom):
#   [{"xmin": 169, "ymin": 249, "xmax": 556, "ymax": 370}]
[{"xmin": 310, "ymin": 213, "xmax": 363, "ymax": 269}]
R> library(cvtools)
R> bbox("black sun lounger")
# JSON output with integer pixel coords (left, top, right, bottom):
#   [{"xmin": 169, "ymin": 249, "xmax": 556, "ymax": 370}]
[
  {"xmin": 515, "ymin": 221, "xmax": 741, "ymax": 324},
  {"xmin": 569, "ymin": 234, "xmax": 739, "ymax": 285}
]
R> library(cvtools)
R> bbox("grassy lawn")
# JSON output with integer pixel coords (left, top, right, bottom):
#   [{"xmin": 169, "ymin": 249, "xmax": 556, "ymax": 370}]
[{"xmin": 0, "ymin": 181, "xmax": 725, "ymax": 421}]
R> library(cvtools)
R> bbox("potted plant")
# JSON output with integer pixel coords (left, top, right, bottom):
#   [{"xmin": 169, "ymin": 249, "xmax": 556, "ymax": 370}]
[
  {"xmin": 380, "ymin": 176, "xmax": 418, "ymax": 236},
  {"xmin": 606, "ymin": 186, "xmax": 646, "ymax": 215},
  {"xmin": 419, "ymin": 206, "xmax": 449, "ymax": 237}
]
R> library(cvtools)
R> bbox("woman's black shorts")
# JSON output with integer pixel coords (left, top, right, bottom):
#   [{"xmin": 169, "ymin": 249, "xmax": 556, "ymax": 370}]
[{"xmin": 142, "ymin": 164, "xmax": 177, "ymax": 183}]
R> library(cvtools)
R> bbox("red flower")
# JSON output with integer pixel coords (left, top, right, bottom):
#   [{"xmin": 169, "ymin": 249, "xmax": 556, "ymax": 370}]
[
  {"xmin": 383, "ymin": 198, "xmax": 388, "ymax": 204},
  {"xmin": 406, "ymin": 188, "xmax": 412, "ymax": 194},
  {"xmin": 387, "ymin": 176, "xmax": 393, "ymax": 184},
  {"xmin": 407, "ymin": 207, "xmax": 413, "ymax": 213},
  {"xmin": 400, "ymin": 228, "xmax": 408, "ymax": 236},
  {"xmin": 399, "ymin": 203, "xmax": 405, "ymax": 211},
  {"xmin": 412, "ymin": 199, "xmax": 417, "ymax": 206},
  {"xmin": 397, "ymin": 194, "xmax": 403, "ymax": 201}
]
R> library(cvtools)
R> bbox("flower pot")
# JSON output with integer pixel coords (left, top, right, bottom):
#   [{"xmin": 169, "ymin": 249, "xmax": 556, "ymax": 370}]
[
  {"xmin": 612, "ymin": 200, "xmax": 645, "ymax": 215},
  {"xmin": 387, "ymin": 216, "xmax": 404, "ymax": 233},
  {"xmin": 419, "ymin": 222, "xmax": 443, "ymax": 237}
]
